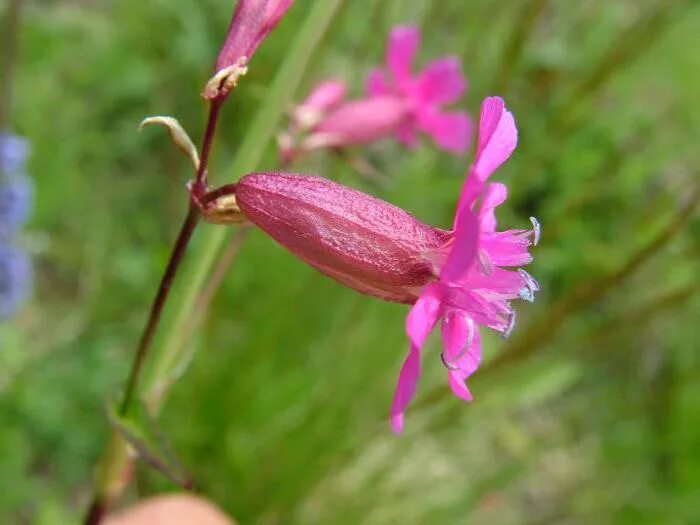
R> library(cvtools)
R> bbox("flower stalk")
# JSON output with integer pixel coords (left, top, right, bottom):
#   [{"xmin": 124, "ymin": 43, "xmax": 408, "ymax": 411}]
[
  {"xmin": 84, "ymin": 2, "xmax": 344, "ymax": 523},
  {"xmin": 140, "ymin": 0, "xmax": 344, "ymax": 409}
]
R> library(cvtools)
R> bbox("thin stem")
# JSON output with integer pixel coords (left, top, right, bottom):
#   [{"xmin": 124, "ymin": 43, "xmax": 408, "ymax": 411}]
[
  {"xmin": 194, "ymin": 101, "xmax": 223, "ymax": 191},
  {"xmin": 84, "ymin": 4, "xmax": 345, "ymax": 523},
  {"xmin": 84, "ymin": 501, "xmax": 107, "ymax": 525},
  {"xmin": 199, "ymin": 182, "xmax": 238, "ymax": 206},
  {"xmin": 142, "ymin": 0, "xmax": 345, "ymax": 409},
  {"xmin": 117, "ymin": 80, "xmax": 224, "ymax": 419},
  {"xmin": 118, "ymin": 206, "xmax": 201, "ymax": 415}
]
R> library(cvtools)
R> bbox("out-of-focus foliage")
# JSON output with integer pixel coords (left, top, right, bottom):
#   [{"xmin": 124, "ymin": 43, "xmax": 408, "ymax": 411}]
[{"xmin": 1, "ymin": 0, "xmax": 699, "ymax": 523}]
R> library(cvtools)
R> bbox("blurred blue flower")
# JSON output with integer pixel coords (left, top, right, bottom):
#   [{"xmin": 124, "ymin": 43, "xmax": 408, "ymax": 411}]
[
  {"xmin": 0, "ymin": 173, "xmax": 34, "ymax": 239},
  {"xmin": 0, "ymin": 244, "xmax": 32, "ymax": 319},
  {"xmin": 0, "ymin": 133, "xmax": 30, "ymax": 175}
]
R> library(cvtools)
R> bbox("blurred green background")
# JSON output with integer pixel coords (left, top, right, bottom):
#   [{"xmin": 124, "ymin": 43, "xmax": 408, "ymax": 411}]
[{"xmin": 2, "ymin": 0, "xmax": 700, "ymax": 523}]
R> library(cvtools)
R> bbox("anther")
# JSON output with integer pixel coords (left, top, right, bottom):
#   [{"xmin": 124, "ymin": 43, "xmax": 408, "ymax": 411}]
[
  {"xmin": 529, "ymin": 216, "xmax": 541, "ymax": 246},
  {"xmin": 518, "ymin": 268, "xmax": 540, "ymax": 292},
  {"xmin": 519, "ymin": 287, "xmax": 535, "ymax": 302}
]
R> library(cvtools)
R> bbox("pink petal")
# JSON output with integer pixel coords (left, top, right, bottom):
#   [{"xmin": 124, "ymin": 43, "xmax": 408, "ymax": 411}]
[
  {"xmin": 418, "ymin": 110, "xmax": 473, "ymax": 155},
  {"xmin": 443, "ymin": 287, "xmax": 513, "ymax": 332},
  {"xmin": 451, "ymin": 98, "xmax": 516, "ymax": 231},
  {"xmin": 313, "ymin": 96, "xmax": 409, "ymax": 146},
  {"xmin": 390, "ymin": 283, "xmax": 443, "ymax": 433},
  {"xmin": 366, "ymin": 68, "xmax": 393, "ymax": 97},
  {"xmin": 464, "ymin": 267, "xmax": 527, "ymax": 296},
  {"xmin": 215, "ymin": 0, "xmax": 295, "ymax": 72},
  {"xmin": 264, "ymin": 0, "xmax": 295, "ymax": 31},
  {"xmin": 453, "ymin": 168, "xmax": 481, "ymax": 228},
  {"xmin": 406, "ymin": 283, "xmax": 443, "ymax": 348},
  {"xmin": 440, "ymin": 207, "xmax": 479, "ymax": 284},
  {"xmin": 417, "ymin": 56, "xmax": 467, "ymax": 105},
  {"xmin": 473, "ymin": 96, "xmax": 517, "ymax": 184},
  {"xmin": 301, "ymin": 79, "xmax": 347, "ymax": 113},
  {"xmin": 387, "ymin": 25, "xmax": 420, "ymax": 85},
  {"xmin": 441, "ymin": 311, "xmax": 475, "ymax": 365},
  {"xmin": 390, "ymin": 347, "xmax": 420, "ymax": 433},
  {"xmin": 445, "ymin": 327, "xmax": 482, "ymax": 402},
  {"xmin": 448, "ymin": 371, "xmax": 473, "ymax": 401},
  {"xmin": 480, "ymin": 231, "xmax": 533, "ymax": 267},
  {"xmin": 480, "ymin": 182, "xmax": 508, "ymax": 232}
]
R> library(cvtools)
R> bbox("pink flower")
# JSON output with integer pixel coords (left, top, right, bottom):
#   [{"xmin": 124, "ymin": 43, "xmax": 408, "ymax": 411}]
[
  {"xmin": 280, "ymin": 89, "xmax": 411, "ymax": 164},
  {"xmin": 367, "ymin": 25, "xmax": 473, "ymax": 155},
  {"xmin": 207, "ymin": 97, "xmax": 538, "ymax": 433},
  {"xmin": 279, "ymin": 89, "xmax": 409, "ymax": 161},
  {"xmin": 279, "ymin": 25, "xmax": 471, "ymax": 162},
  {"xmin": 390, "ymin": 96, "xmax": 538, "ymax": 433},
  {"xmin": 205, "ymin": 0, "xmax": 295, "ymax": 100},
  {"xmin": 307, "ymin": 96, "xmax": 411, "ymax": 148},
  {"xmin": 278, "ymin": 79, "xmax": 350, "ymax": 164},
  {"xmin": 292, "ymin": 79, "xmax": 348, "ymax": 129}
]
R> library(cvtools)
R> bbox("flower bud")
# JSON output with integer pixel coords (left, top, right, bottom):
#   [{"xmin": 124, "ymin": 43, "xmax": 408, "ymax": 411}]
[
  {"xmin": 234, "ymin": 172, "xmax": 450, "ymax": 303},
  {"xmin": 204, "ymin": 0, "xmax": 295, "ymax": 101}
]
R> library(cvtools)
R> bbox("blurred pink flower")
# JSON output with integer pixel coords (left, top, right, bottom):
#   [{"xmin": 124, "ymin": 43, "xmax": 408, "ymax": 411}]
[
  {"xmin": 211, "ymin": 97, "xmax": 537, "ymax": 433},
  {"xmin": 205, "ymin": 0, "xmax": 295, "ymax": 100},
  {"xmin": 279, "ymin": 25, "xmax": 471, "ymax": 162},
  {"xmin": 390, "ymin": 96, "xmax": 538, "ymax": 433},
  {"xmin": 292, "ymin": 79, "xmax": 348, "ymax": 129},
  {"xmin": 306, "ymin": 96, "xmax": 410, "ymax": 148},
  {"xmin": 279, "ymin": 79, "xmax": 350, "ymax": 164},
  {"xmin": 367, "ymin": 25, "xmax": 473, "ymax": 155},
  {"xmin": 280, "ymin": 87, "xmax": 411, "ymax": 164}
]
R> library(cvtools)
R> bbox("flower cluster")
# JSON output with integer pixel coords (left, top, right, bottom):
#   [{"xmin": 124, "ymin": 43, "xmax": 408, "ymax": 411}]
[
  {"xmin": 202, "ymin": 97, "xmax": 538, "ymax": 431},
  {"xmin": 278, "ymin": 25, "xmax": 472, "ymax": 164},
  {"xmin": 0, "ymin": 133, "xmax": 33, "ymax": 319}
]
